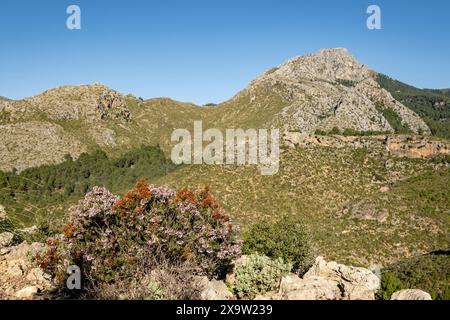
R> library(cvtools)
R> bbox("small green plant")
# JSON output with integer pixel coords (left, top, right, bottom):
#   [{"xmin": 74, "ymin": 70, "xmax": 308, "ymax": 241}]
[
  {"xmin": 329, "ymin": 127, "xmax": 341, "ymax": 135},
  {"xmin": 377, "ymin": 272, "xmax": 404, "ymax": 300},
  {"xmin": 233, "ymin": 253, "xmax": 292, "ymax": 299},
  {"xmin": 145, "ymin": 280, "xmax": 166, "ymax": 300},
  {"xmin": 243, "ymin": 215, "xmax": 312, "ymax": 274}
]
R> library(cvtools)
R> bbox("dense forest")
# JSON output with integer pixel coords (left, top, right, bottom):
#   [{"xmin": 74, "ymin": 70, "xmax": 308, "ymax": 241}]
[
  {"xmin": 0, "ymin": 145, "xmax": 177, "ymax": 225},
  {"xmin": 377, "ymin": 74, "xmax": 450, "ymax": 138}
]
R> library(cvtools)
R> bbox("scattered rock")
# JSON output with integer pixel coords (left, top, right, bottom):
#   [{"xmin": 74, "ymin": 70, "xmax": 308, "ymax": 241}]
[
  {"xmin": 0, "ymin": 241, "xmax": 53, "ymax": 299},
  {"xmin": 18, "ymin": 225, "xmax": 38, "ymax": 235},
  {"xmin": 15, "ymin": 286, "xmax": 38, "ymax": 299},
  {"xmin": 391, "ymin": 289, "xmax": 432, "ymax": 300},
  {"xmin": 0, "ymin": 205, "xmax": 6, "ymax": 221},
  {"xmin": 0, "ymin": 232, "xmax": 14, "ymax": 249},
  {"xmin": 195, "ymin": 276, "xmax": 234, "ymax": 300}
]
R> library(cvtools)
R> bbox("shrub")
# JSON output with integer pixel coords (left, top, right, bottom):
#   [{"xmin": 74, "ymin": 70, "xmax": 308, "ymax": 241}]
[
  {"xmin": 35, "ymin": 179, "xmax": 243, "ymax": 292},
  {"xmin": 233, "ymin": 253, "xmax": 292, "ymax": 299},
  {"xmin": 87, "ymin": 258, "xmax": 202, "ymax": 300},
  {"xmin": 243, "ymin": 215, "xmax": 312, "ymax": 274},
  {"xmin": 377, "ymin": 272, "xmax": 404, "ymax": 300}
]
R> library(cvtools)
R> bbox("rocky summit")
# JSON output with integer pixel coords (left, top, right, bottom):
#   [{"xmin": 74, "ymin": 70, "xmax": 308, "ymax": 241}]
[{"xmin": 223, "ymin": 48, "xmax": 429, "ymax": 133}]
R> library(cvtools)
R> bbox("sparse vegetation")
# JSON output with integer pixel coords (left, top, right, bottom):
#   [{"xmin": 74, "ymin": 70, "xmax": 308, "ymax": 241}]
[
  {"xmin": 379, "ymin": 251, "xmax": 450, "ymax": 300},
  {"xmin": 233, "ymin": 253, "xmax": 292, "ymax": 299}
]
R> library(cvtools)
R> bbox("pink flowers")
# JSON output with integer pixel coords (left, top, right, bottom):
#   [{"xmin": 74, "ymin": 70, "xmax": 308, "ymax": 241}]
[{"xmin": 36, "ymin": 179, "xmax": 243, "ymax": 287}]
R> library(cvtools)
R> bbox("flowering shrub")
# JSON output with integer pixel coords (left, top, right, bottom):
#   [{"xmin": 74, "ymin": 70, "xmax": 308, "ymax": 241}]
[
  {"xmin": 233, "ymin": 253, "xmax": 292, "ymax": 299},
  {"xmin": 35, "ymin": 179, "xmax": 242, "ymax": 288}
]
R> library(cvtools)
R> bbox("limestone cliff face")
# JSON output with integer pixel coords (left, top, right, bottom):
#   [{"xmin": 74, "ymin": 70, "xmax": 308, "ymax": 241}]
[{"xmin": 387, "ymin": 135, "xmax": 450, "ymax": 158}]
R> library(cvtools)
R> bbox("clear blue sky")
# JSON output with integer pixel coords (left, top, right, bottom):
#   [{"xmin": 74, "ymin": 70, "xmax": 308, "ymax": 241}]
[{"xmin": 0, "ymin": 0, "xmax": 449, "ymax": 104}]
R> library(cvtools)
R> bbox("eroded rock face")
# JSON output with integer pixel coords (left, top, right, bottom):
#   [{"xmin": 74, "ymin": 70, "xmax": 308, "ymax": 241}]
[
  {"xmin": 4, "ymin": 83, "xmax": 131, "ymax": 123},
  {"xmin": 303, "ymin": 256, "xmax": 380, "ymax": 300},
  {"xmin": 0, "ymin": 241, "xmax": 54, "ymax": 300},
  {"xmin": 387, "ymin": 135, "xmax": 450, "ymax": 158},
  {"xmin": 391, "ymin": 289, "xmax": 432, "ymax": 300},
  {"xmin": 0, "ymin": 121, "xmax": 88, "ymax": 172},
  {"xmin": 238, "ymin": 48, "xmax": 430, "ymax": 134},
  {"xmin": 279, "ymin": 275, "xmax": 338, "ymax": 300}
]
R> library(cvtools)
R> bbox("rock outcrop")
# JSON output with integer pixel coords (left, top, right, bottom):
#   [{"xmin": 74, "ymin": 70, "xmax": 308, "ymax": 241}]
[
  {"xmin": 387, "ymin": 135, "xmax": 450, "ymax": 158},
  {"xmin": 0, "ymin": 205, "xmax": 6, "ymax": 221},
  {"xmin": 0, "ymin": 241, "xmax": 54, "ymax": 300},
  {"xmin": 244, "ymin": 256, "xmax": 380, "ymax": 301},
  {"xmin": 0, "ymin": 232, "xmax": 14, "ymax": 249},
  {"xmin": 195, "ymin": 276, "xmax": 234, "ymax": 300},
  {"xmin": 279, "ymin": 275, "xmax": 339, "ymax": 300},
  {"xmin": 303, "ymin": 256, "xmax": 380, "ymax": 300},
  {"xmin": 391, "ymin": 289, "xmax": 432, "ymax": 300},
  {"xmin": 284, "ymin": 132, "xmax": 450, "ymax": 160}
]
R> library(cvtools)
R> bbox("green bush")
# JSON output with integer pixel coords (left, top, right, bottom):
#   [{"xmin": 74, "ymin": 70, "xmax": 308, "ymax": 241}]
[
  {"xmin": 377, "ymin": 272, "xmax": 404, "ymax": 300},
  {"xmin": 242, "ymin": 215, "xmax": 312, "ymax": 274},
  {"xmin": 233, "ymin": 253, "xmax": 292, "ymax": 299}
]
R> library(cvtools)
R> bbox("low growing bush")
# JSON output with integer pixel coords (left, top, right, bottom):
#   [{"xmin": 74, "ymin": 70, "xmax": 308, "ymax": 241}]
[
  {"xmin": 233, "ymin": 253, "xmax": 292, "ymax": 299},
  {"xmin": 377, "ymin": 272, "xmax": 404, "ymax": 300},
  {"xmin": 243, "ymin": 215, "xmax": 312, "ymax": 274}
]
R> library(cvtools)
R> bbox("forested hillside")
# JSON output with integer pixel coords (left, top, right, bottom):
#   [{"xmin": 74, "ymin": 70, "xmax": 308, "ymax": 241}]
[{"xmin": 377, "ymin": 74, "xmax": 450, "ymax": 138}]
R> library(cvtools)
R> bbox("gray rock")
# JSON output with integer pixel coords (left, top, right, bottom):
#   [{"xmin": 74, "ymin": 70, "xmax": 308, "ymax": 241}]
[
  {"xmin": 15, "ymin": 286, "xmax": 38, "ymax": 299},
  {"xmin": 195, "ymin": 276, "xmax": 234, "ymax": 300},
  {"xmin": 303, "ymin": 256, "xmax": 380, "ymax": 300},
  {"xmin": 0, "ymin": 232, "xmax": 14, "ymax": 249},
  {"xmin": 391, "ymin": 289, "xmax": 432, "ymax": 300},
  {"xmin": 279, "ymin": 274, "xmax": 338, "ymax": 300},
  {"xmin": 0, "ymin": 205, "xmax": 6, "ymax": 221}
]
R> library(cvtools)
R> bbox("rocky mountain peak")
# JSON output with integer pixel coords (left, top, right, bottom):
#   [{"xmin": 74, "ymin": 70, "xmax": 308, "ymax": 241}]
[{"xmin": 261, "ymin": 48, "xmax": 372, "ymax": 84}]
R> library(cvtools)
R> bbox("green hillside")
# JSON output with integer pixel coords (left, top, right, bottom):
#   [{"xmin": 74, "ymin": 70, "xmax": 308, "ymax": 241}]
[
  {"xmin": 377, "ymin": 74, "xmax": 450, "ymax": 138},
  {"xmin": 0, "ymin": 145, "xmax": 177, "ymax": 228},
  {"xmin": 157, "ymin": 145, "xmax": 450, "ymax": 266}
]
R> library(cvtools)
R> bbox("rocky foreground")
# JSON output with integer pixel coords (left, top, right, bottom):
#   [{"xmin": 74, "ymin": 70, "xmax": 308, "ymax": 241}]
[{"xmin": 0, "ymin": 235, "xmax": 431, "ymax": 300}]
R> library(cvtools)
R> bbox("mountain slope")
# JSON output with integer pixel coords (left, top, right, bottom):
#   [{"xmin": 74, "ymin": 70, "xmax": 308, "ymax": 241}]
[
  {"xmin": 0, "ymin": 48, "xmax": 438, "ymax": 172},
  {"xmin": 156, "ymin": 144, "xmax": 449, "ymax": 266},
  {"xmin": 377, "ymin": 74, "xmax": 450, "ymax": 138},
  {"xmin": 207, "ymin": 48, "xmax": 429, "ymax": 134}
]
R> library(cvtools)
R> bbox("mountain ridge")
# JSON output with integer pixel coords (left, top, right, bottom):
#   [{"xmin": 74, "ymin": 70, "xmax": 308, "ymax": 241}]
[{"xmin": 0, "ymin": 48, "xmax": 447, "ymax": 172}]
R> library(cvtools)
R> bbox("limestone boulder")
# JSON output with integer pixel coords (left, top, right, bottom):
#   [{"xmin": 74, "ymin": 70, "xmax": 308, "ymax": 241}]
[{"xmin": 391, "ymin": 289, "xmax": 432, "ymax": 300}]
